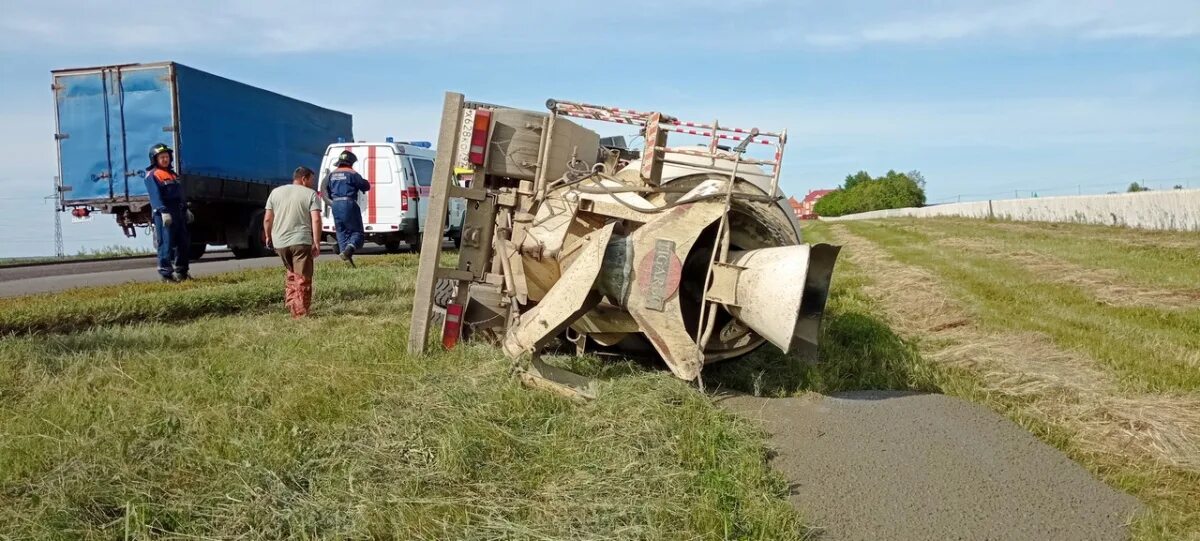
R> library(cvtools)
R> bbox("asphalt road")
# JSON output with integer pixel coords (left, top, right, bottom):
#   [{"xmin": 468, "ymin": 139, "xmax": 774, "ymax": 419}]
[
  {"xmin": 0, "ymin": 245, "xmax": 410, "ymax": 298},
  {"xmin": 722, "ymin": 391, "xmax": 1142, "ymax": 541}
]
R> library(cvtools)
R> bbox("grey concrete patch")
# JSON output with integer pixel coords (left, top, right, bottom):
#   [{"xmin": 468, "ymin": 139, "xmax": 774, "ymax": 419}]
[{"xmin": 722, "ymin": 391, "xmax": 1142, "ymax": 541}]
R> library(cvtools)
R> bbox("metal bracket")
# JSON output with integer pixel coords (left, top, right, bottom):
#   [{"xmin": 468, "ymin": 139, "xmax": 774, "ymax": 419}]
[
  {"xmin": 704, "ymin": 262, "xmax": 744, "ymax": 306},
  {"xmin": 516, "ymin": 355, "xmax": 598, "ymax": 402},
  {"xmin": 436, "ymin": 268, "xmax": 476, "ymax": 281},
  {"xmin": 449, "ymin": 185, "xmax": 488, "ymax": 201}
]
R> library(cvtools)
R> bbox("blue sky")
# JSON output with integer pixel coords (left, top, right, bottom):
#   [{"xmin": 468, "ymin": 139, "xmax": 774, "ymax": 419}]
[{"xmin": 0, "ymin": 0, "xmax": 1197, "ymax": 257}]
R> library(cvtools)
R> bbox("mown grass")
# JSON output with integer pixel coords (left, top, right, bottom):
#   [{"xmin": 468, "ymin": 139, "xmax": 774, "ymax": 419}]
[
  {"xmin": 909, "ymin": 218, "xmax": 1200, "ymax": 291},
  {"xmin": 0, "ymin": 255, "xmax": 808, "ymax": 539},
  {"xmin": 822, "ymin": 218, "xmax": 1200, "ymax": 540},
  {"xmin": 840, "ymin": 220, "xmax": 1200, "ymax": 393}
]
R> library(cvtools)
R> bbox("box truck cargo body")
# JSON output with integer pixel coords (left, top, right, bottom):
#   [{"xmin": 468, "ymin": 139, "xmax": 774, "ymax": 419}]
[{"xmin": 52, "ymin": 62, "xmax": 353, "ymax": 258}]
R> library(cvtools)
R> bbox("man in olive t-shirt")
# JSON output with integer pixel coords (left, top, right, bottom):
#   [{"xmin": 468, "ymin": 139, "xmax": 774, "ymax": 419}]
[{"xmin": 264, "ymin": 166, "xmax": 322, "ymax": 318}]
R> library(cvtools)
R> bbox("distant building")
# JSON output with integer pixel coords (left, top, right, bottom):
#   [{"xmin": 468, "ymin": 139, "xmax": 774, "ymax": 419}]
[{"xmin": 790, "ymin": 189, "xmax": 834, "ymax": 220}]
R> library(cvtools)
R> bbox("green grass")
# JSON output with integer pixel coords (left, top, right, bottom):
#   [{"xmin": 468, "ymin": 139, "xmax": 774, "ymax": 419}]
[
  {"xmin": 841, "ymin": 220, "xmax": 1200, "ymax": 393},
  {"xmin": 817, "ymin": 218, "xmax": 1200, "ymax": 540},
  {"xmin": 909, "ymin": 218, "xmax": 1200, "ymax": 291},
  {"xmin": 0, "ymin": 255, "xmax": 807, "ymax": 539},
  {"xmin": 0, "ymin": 245, "xmax": 154, "ymax": 268}
]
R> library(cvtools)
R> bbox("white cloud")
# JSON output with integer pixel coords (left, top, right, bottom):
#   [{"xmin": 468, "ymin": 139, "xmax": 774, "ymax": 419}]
[
  {"xmin": 2, "ymin": 0, "xmax": 1196, "ymax": 54},
  {"xmin": 802, "ymin": 0, "xmax": 1199, "ymax": 47}
]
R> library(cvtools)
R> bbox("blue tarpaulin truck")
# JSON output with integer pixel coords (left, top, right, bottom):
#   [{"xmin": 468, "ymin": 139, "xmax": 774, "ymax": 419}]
[{"xmin": 52, "ymin": 62, "xmax": 353, "ymax": 259}]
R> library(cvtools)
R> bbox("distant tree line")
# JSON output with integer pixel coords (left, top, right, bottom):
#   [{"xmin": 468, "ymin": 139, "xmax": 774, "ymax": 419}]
[
  {"xmin": 1116, "ymin": 182, "xmax": 1184, "ymax": 194},
  {"xmin": 814, "ymin": 170, "xmax": 927, "ymax": 217}
]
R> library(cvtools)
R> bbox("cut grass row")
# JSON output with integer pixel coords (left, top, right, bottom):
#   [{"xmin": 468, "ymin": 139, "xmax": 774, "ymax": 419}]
[
  {"xmin": 907, "ymin": 217, "xmax": 1200, "ymax": 291},
  {"xmin": 840, "ymin": 220, "xmax": 1200, "ymax": 393}
]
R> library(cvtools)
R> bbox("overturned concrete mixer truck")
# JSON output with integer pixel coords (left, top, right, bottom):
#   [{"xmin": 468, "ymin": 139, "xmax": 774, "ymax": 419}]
[{"xmin": 408, "ymin": 93, "xmax": 840, "ymax": 396}]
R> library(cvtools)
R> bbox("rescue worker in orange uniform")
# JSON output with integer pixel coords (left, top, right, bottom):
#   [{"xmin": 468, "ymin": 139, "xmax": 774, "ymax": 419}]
[{"xmin": 145, "ymin": 143, "xmax": 191, "ymax": 282}]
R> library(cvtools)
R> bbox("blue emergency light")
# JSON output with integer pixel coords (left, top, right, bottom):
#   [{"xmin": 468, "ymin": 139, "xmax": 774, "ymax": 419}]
[
  {"xmin": 407, "ymin": 141, "xmax": 432, "ymax": 148},
  {"xmin": 337, "ymin": 137, "xmax": 345, "ymax": 143},
  {"xmin": 386, "ymin": 136, "xmax": 394, "ymax": 143}
]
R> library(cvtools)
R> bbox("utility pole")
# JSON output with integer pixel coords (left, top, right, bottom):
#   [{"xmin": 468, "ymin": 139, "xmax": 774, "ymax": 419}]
[
  {"xmin": 54, "ymin": 205, "xmax": 64, "ymax": 258},
  {"xmin": 48, "ymin": 177, "xmax": 65, "ymax": 258},
  {"xmin": 43, "ymin": 193, "xmax": 64, "ymax": 258}
]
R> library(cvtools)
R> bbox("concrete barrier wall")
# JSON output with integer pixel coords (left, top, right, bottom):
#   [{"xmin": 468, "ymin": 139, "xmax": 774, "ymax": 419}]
[{"xmin": 822, "ymin": 189, "xmax": 1200, "ymax": 231}]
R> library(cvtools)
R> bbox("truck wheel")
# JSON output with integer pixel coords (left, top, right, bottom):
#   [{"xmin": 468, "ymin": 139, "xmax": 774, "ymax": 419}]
[
  {"xmin": 232, "ymin": 236, "xmax": 269, "ymax": 259},
  {"xmin": 433, "ymin": 278, "xmax": 456, "ymax": 308},
  {"xmin": 188, "ymin": 243, "xmax": 208, "ymax": 261},
  {"xmin": 429, "ymin": 278, "xmax": 457, "ymax": 329},
  {"xmin": 384, "ymin": 241, "xmax": 401, "ymax": 253},
  {"xmin": 232, "ymin": 210, "xmax": 271, "ymax": 259}
]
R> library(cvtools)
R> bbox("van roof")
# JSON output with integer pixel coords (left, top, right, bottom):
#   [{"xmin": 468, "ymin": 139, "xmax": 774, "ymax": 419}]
[{"xmin": 325, "ymin": 141, "xmax": 435, "ymax": 159}]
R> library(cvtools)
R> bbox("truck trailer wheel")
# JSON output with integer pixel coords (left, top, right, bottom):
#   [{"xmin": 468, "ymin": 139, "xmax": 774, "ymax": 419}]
[
  {"xmin": 188, "ymin": 243, "xmax": 208, "ymax": 261},
  {"xmin": 232, "ymin": 210, "xmax": 271, "ymax": 259}
]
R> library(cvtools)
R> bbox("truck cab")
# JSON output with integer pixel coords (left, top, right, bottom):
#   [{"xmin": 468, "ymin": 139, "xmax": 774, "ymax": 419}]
[{"xmin": 317, "ymin": 140, "xmax": 465, "ymax": 251}]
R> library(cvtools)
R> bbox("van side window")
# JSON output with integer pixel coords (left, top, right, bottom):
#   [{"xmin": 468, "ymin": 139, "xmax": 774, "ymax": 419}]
[{"xmin": 411, "ymin": 159, "xmax": 434, "ymax": 187}]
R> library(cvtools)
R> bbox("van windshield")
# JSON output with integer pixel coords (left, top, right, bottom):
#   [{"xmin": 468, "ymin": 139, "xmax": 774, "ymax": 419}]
[{"xmin": 411, "ymin": 158, "xmax": 434, "ymax": 187}]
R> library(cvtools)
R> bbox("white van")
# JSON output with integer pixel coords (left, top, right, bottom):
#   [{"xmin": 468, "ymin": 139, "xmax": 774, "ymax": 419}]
[{"xmin": 317, "ymin": 140, "xmax": 465, "ymax": 251}]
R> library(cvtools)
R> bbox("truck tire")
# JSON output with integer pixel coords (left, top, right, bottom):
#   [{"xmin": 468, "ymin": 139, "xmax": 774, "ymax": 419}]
[
  {"xmin": 384, "ymin": 241, "xmax": 401, "ymax": 253},
  {"xmin": 188, "ymin": 243, "xmax": 208, "ymax": 261},
  {"xmin": 232, "ymin": 210, "xmax": 271, "ymax": 259},
  {"xmin": 429, "ymin": 278, "xmax": 457, "ymax": 329},
  {"xmin": 433, "ymin": 278, "xmax": 456, "ymax": 308}
]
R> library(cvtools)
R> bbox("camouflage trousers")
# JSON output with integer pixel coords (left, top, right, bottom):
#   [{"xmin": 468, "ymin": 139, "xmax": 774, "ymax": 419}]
[{"xmin": 277, "ymin": 245, "xmax": 314, "ymax": 318}]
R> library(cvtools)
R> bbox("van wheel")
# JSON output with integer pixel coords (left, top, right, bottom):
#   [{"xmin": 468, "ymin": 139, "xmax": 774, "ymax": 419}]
[
  {"xmin": 188, "ymin": 243, "xmax": 208, "ymax": 261},
  {"xmin": 384, "ymin": 241, "xmax": 401, "ymax": 253}
]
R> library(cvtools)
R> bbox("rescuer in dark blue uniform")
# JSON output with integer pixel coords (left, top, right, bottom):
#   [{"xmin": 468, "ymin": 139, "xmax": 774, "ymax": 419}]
[
  {"xmin": 323, "ymin": 150, "xmax": 370, "ymax": 266},
  {"xmin": 145, "ymin": 143, "xmax": 191, "ymax": 282}
]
